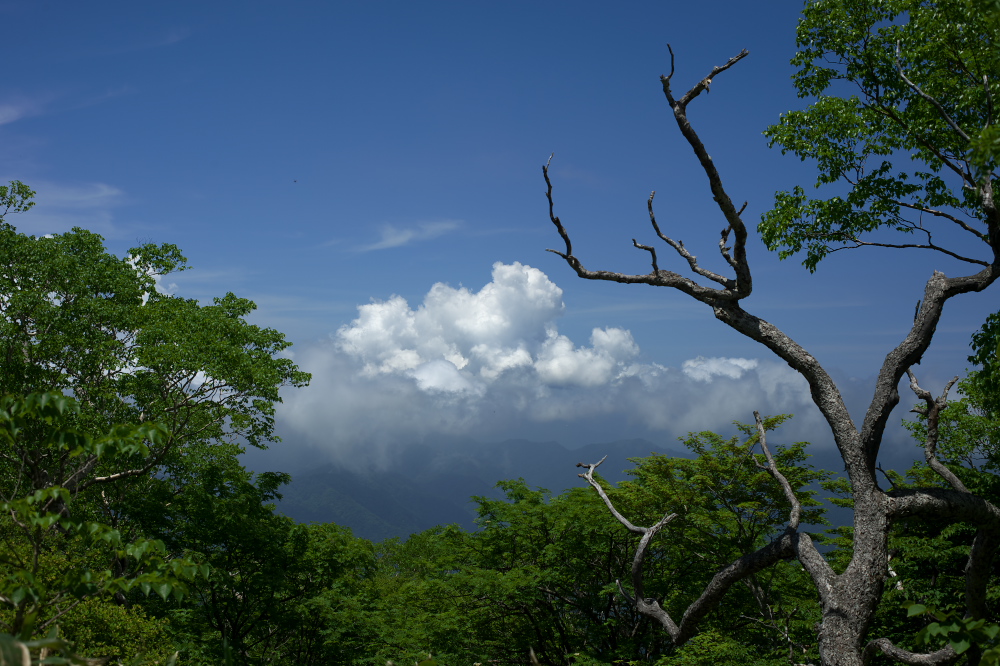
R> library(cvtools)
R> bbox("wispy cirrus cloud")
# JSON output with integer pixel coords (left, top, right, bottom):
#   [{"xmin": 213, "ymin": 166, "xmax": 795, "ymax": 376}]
[
  {"xmin": 0, "ymin": 92, "xmax": 59, "ymax": 127},
  {"xmin": 357, "ymin": 219, "xmax": 461, "ymax": 251},
  {"xmin": 8, "ymin": 181, "xmax": 125, "ymax": 236},
  {"xmin": 96, "ymin": 27, "xmax": 194, "ymax": 57}
]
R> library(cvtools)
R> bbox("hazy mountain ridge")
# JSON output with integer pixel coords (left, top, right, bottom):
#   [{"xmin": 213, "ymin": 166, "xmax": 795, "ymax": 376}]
[{"xmin": 275, "ymin": 437, "xmax": 683, "ymax": 541}]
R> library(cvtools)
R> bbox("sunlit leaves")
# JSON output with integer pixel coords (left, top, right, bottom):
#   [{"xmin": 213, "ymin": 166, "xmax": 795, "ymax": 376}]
[
  {"xmin": 761, "ymin": 0, "xmax": 998, "ymax": 270},
  {"xmin": 0, "ymin": 182, "xmax": 35, "ymax": 222}
]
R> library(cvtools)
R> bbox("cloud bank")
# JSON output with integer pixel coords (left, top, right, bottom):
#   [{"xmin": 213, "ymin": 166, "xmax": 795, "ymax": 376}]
[{"xmin": 280, "ymin": 262, "xmax": 823, "ymax": 469}]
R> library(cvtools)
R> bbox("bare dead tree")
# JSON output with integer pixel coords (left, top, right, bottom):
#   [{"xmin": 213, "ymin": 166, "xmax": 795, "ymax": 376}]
[{"xmin": 546, "ymin": 46, "xmax": 1000, "ymax": 666}]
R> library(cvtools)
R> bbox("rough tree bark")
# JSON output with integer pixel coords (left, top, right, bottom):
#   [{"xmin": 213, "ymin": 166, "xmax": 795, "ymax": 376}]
[{"xmin": 546, "ymin": 47, "xmax": 1000, "ymax": 666}]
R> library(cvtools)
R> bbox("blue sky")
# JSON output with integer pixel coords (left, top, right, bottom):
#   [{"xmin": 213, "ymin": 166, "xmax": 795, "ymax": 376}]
[{"xmin": 2, "ymin": 1, "xmax": 996, "ymax": 474}]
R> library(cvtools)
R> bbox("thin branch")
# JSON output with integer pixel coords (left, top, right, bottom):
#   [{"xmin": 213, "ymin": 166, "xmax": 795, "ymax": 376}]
[
  {"xmin": 876, "ymin": 464, "xmax": 899, "ymax": 490},
  {"xmin": 543, "ymin": 161, "xmax": 736, "ymax": 301},
  {"xmin": 661, "ymin": 47, "xmax": 753, "ymax": 297},
  {"xmin": 616, "ymin": 579, "xmax": 636, "ymax": 605},
  {"xmin": 889, "ymin": 199, "xmax": 987, "ymax": 240},
  {"xmin": 543, "ymin": 154, "xmax": 576, "ymax": 265},
  {"xmin": 820, "ymin": 236, "xmax": 989, "ymax": 266},
  {"xmin": 576, "ymin": 457, "xmax": 671, "ymax": 536},
  {"xmin": 668, "ymin": 45, "xmax": 750, "ymax": 110},
  {"xmin": 632, "ymin": 239, "xmax": 660, "ymax": 275},
  {"xmin": 870, "ymin": 103, "xmax": 975, "ymax": 187},
  {"xmin": 646, "ymin": 191, "xmax": 732, "ymax": 286},
  {"xmin": 984, "ymin": 74, "xmax": 995, "ymax": 129},
  {"xmin": 906, "ymin": 370, "xmax": 968, "ymax": 493},
  {"xmin": 751, "ymin": 411, "xmax": 802, "ymax": 530},
  {"xmin": 896, "ymin": 41, "xmax": 971, "ymax": 143},
  {"xmin": 576, "ymin": 410, "xmax": 815, "ymax": 645}
]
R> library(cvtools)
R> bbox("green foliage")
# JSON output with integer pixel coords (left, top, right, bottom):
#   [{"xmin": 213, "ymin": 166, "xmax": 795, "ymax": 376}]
[
  {"xmin": 0, "ymin": 220, "xmax": 310, "ymax": 508},
  {"xmin": 968, "ymin": 310, "xmax": 1000, "ymax": 417},
  {"xmin": 0, "ymin": 392, "xmax": 204, "ymax": 646},
  {"xmin": 58, "ymin": 599, "xmax": 171, "ymax": 664},
  {"xmin": 345, "ymin": 418, "xmax": 826, "ymax": 665},
  {"xmin": 614, "ymin": 417, "xmax": 826, "ymax": 662},
  {"xmin": 761, "ymin": 0, "xmax": 997, "ymax": 271},
  {"xmin": 619, "ymin": 415, "xmax": 829, "ymax": 557},
  {"xmin": 903, "ymin": 601, "xmax": 1000, "ymax": 664},
  {"xmin": 0, "ymin": 182, "xmax": 34, "ymax": 222},
  {"xmin": 657, "ymin": 630, "xmax": 782, "ymax": 665}
]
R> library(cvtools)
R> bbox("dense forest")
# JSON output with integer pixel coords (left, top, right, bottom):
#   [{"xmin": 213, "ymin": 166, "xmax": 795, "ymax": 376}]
[{"xmin": 3, "ymin": 0, "xmax": 1000, "ymax": 663}]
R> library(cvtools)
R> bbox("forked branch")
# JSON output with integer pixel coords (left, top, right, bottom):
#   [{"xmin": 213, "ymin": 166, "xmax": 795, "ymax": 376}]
[
  {"xmin": 906, "ymin": 371, "xmax": 967, "ymax": 493},
  {"xmin": 543, "ymin": 48, "xmax": 754, "ymax": 304},
  {"xmin": 575, "ymin": 411, "xmax": 807, "ymax": 645}
]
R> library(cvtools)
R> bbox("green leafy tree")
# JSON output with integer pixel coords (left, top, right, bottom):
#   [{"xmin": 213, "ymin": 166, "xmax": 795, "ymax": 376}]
[
  {"xmin": 0, "ymin": 203, "xmax": 309, "ymax": 505},
  {"xmin": 0, "ymin": 185, "xmax": 310, "ymax": 660},
  {"xmin": 542, "ymin": 0, "xmax": 1000, "ymax": 663},
  {"xmin": 134, "ymin": 465, "xmax": 304, "ymax": 664},
  {"xmin": 0, "ymin": 392, "xmax": 202, "ymax": 656}
]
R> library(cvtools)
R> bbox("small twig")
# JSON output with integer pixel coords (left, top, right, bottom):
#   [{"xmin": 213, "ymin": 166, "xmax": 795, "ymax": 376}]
[
  {"xmin": 876, "ymin": 464, "xmax": 899, "ymax": 490},
  {"xmin": 632, "ymin": 239, "xmax": 660, "ymax": 275}
]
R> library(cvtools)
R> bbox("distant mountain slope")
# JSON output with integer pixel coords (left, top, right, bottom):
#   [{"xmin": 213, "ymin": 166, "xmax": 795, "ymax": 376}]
[{"xmin": 275, "ymin": 438, "xmax": 683, "ymax": 541}]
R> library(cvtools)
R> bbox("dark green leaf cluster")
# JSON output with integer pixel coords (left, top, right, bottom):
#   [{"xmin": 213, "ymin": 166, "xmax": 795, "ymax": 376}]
[
  {"xmin": 0, "ymin": 393, "xmax": 205, "ymax": 655},
  {"xmin": 903, "ymin": 601, "xmax": 1000, "ymax": 662}
]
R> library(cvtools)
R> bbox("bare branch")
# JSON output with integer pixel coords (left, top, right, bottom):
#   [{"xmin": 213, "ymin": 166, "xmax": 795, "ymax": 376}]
[
  {"xmin": 543, "ymin": 162, "xmax": 739, "ymax": 301},
  {"xmin": 660, "ymin": 48, "xmax": 753, "ymax": 297},
  {"xmin": 646, "ymin": 191, "xmax": 732, "ymax": 286},
  {"xmin": 631, "ymin": 239, "xmax": 660, "ymax": 275},
  {"xmin": 906, "ymin": 370, "xmax": 968, "ymax": 493},
  {"xmin": 576, "ymin": 457, "xmax": 681, "ymax": 636},
  {"xmin": 577, "ymin": 410, "xmax": 823, "ymax": 646},
  {"xmin": 751, "ymin": 411, "xmax": 802, "ymax": 530},
  {"xmin": 576, "ymin": 457, "xmax": 669, "ymax": 536},
  {"xmin": 666, "ymin": 45, "xmax": 750, "ymax": 111},
  {"xmin": 543, "ymin": 155, "xmax": 577, "ymax": 266},
  {"xmin": 861, "ymin": 264, "xmax": 998, "ymax": 481}
]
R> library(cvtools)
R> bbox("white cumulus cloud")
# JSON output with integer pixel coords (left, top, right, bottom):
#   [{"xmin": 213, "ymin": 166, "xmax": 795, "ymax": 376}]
[{"xmin": 280, "ymin": 262, "xmax": 822, "ymax": 469}]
